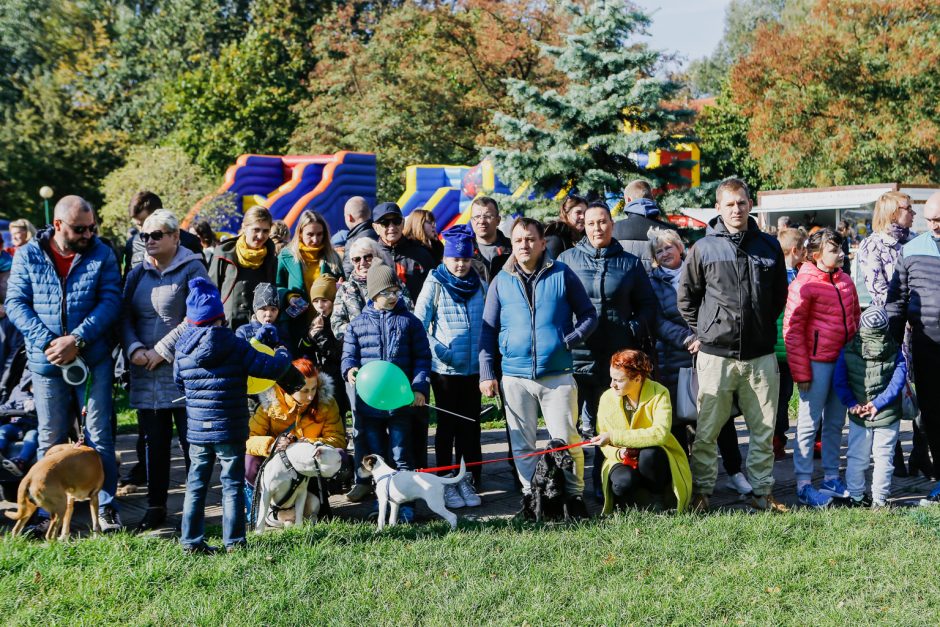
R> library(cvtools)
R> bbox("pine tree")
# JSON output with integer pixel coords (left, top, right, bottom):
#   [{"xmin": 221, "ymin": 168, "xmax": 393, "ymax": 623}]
[{"xmin": 487, "ymin": 0, "xmax": 693, "ymax": 197}]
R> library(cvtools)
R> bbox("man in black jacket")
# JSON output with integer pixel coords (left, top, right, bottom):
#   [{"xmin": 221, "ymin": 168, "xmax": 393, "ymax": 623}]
[
  {"xmin": 612, "ymin": 180, "xmax": 678, "ymax": 273},
  {"xmin": 372, "ymin": 202, "xmax": 435, "ymax": 299},
  {"xmin": 341, "ymin": 196, "xmax": 378, "ymax": 276},
  {"xmin": 468, "ymin": 196, "xmax": 511, "ymax": 282},
  {"xmin": 678, "ymin": 178, "xmax": 789, "ymax": 513},
  {"xmin": 887, "ymin": 191, "xmax": 940, "ymax": 498},
  {"xmin": 123, "ymin": 191, "xmax": 204, "ymax": 275}
]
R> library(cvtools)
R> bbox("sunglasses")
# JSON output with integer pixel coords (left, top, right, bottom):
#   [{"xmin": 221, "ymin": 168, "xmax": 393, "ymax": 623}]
[
  {"xmin": 351, "ymin": 253, "xmax": 374, "ymax": 264},
  {"xmin": 65, "ymin": 222, "xmax": 98, "ymax": 235},
  {"xmin": 377, "ymin": 217, "xmax": 403, "ymax": 227},
  {"xmin": 139, "ymin": 230, "xmax": 167, "ymax": 242}
]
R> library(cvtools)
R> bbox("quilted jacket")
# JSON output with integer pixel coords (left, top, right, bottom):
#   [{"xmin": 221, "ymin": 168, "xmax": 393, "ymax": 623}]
[
  {"xmin": 413, "ymin": 270, "xmax": 487, "ymax": 376},
  {"xmin": 886, "ymin": 232, "xmax": 940, "ymax": 346},
  {"xmin": 174, "ymin": 324, "xmax": 292, "ymax": 443},
  {"xmin": 5, "ymin": 227, "xmax": 121, "ymax": 376},
  {"xmin": 783, "ymin": 262, "xmax": 861, "ymax": 383}
]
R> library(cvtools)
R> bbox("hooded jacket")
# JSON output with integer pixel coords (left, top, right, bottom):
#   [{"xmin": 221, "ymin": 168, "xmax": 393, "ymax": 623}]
[
  {"xmin": 122, "ymin": 246, "xmax": 209, "ymax": 409},
  {"xmin": 124, "ymin": 228, "xmax": 205, "ymax": 275},
  {"xmin": 612, "ymin": 200, "xmax": 678, "ymax": 272},
  {"xmin": 5, "ymin": 227, "xmax": 121, "ymax": 376},
  {"xmin": 677, "ymin": 216, "xmax": 788, "ymax": 361},
  {"xmin": 375, "ymin": 236, "xmax": 435, "ymax": 300},
  {"xmin": 174, "ymin": 324, "xmax": 292, "ymax": 443},
  {"xmin": 783, "ymin": 262, "xmax": 861, "ymax": 383},
  {"xmin": 413, "ymin": 269, "xmax": 487, "ymax": 376},
  {"xmin": 208, "ymin": 237, "xmax": 277, "ymax": 331},
  {"xmin": 245, "ymin": 372, "xmax": 347, "ymax": 456},
  {"xmin": 558, "ymin": 238, "xmax": 658, "ymax": 381}
]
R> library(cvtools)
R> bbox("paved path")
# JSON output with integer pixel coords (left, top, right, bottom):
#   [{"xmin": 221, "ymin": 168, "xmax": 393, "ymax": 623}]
[{"xmin": 1, "ymin": 419, "xmax": 935, "ymax": 536}]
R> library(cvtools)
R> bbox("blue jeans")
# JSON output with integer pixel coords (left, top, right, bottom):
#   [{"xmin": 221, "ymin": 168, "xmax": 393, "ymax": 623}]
[
  {"xmin": 793, "ymin": 360, "xmax": 846, "ymax": 484},
  {"xmin": 0, "ymin": 424, "xmax": 38, "ymax": 461},
  {"xmin": 182, "ymin": 441, "xmax": 246, "ymax": 549},
  {"xmin": 359, "ymin": 413, "xmax": 413, "ymax": 471},
  {"xmin": 32, "ymin": 358, "xmax": 118, "ymax": 510}
]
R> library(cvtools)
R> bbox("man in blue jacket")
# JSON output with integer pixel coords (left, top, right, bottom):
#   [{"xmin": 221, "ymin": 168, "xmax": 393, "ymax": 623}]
[
  {"xmin": 5, "ymin": 195, "xmax": 123, "ymax": 533},
  {"xmin": 479, "ymin": 217, "xmax": 598, "ymax": 516}
]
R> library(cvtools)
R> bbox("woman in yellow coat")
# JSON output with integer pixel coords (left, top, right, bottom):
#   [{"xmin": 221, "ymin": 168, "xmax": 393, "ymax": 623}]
[
  {"xmin": 244, "ymin": 358, "xmax": 348, "ymax": 521},
  {"xmin": 590, "ymin": 349, "xmax": 692, "ymax": 513}
]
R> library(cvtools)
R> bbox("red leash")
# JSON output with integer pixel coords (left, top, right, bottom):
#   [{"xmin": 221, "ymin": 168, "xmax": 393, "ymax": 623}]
[{"xmin": 417, "ymin": 440, "xmax": 592, "ymax": 474}]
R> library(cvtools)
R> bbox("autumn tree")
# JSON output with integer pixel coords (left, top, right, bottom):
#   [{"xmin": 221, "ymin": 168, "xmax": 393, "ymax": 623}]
[{"xmin": 732, "ymin": 0, "xmax": 940, "ymax": 188}]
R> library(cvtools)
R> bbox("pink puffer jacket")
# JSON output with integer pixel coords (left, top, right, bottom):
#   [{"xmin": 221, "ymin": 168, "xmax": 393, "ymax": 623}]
[{"xmin": 783, "ymin": 262, "xmax": 860, "ymax": 383}]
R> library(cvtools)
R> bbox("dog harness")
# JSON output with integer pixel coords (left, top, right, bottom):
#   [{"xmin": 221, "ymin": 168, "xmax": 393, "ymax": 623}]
[
  {"xmin": 374, "ymin": 471, "xmax": 399, "ymax": 503},
  {"xmin": 270, "ymin": 449, "xmax": 309, "ymax": 512}
]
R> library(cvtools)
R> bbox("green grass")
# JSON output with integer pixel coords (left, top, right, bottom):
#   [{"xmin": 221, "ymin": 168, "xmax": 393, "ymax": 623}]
[{"xmin": 2, "ymin": 508, "xmax": 940, "ymax": 624}]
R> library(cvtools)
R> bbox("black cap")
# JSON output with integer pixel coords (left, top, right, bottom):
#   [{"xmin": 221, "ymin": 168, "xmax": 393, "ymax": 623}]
[{"xmin": 372, "ymin": 202, "xmax": 403, "ymax": 223}]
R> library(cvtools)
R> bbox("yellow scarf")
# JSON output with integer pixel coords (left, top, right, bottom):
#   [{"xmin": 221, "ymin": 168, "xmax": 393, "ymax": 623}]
[
  {"xmin": 235, "ymin": 235, "xmax": 267, "ymax": 270},
  {"xmin": 298, "ymin": 242, "xmax": 323, "ymax": 291}
]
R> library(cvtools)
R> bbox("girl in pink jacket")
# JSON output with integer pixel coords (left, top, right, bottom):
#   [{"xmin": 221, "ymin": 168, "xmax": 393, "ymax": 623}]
[{"xmin": 783, "ymin": 228, "xmax": 861, "ymax": 508}]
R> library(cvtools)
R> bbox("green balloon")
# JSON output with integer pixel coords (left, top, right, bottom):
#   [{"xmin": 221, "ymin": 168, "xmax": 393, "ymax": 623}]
[{"xmin": 355, "ymin": 360, "xmax": 415, "ymax": 411}]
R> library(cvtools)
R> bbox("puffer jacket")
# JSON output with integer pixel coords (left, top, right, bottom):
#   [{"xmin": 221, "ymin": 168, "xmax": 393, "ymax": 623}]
[
  {"xmin": 5, "ymin": 227, "xmax": 121, "ymax": 376},
  {"xmin": 245, "ymin": 372, "xmax": 347, "ymax": 456},
  {"xmin": 558, "ymin": 238, "xmax": 658, "ymax": 381},
  {"xmin": 649, "ymin": 265, "xmax": 694, "ymax": 388},
  {"xmin": 275, "ymin": 245, "xmax": 345, "ymax": 308},
  {"xmin": 209, "ymin": 237, "xmax": 277, "ymax": 331},
  {"xmin": 856, "ymin": 226, "xmax": 911, "ymax": 308},
  {"xmin": 375, "ymin": 237, "xmax": 435, "ymax": 300},
  {"xmin": 478, "ymin": 255, "xmax": 597, "ymax": 381},
  {"xmin": 331, "ymin": 273, "xmax": 412, "ymax": 342},
  {"xmin": 886, "ymin": 232, "xmax": 940, "ymax": 346},
  {"xmin": 340, "ymin": 299, "xmax": 431, "ymax": 418},
  {"xmin": 678, "ymin": 216, "xmax": 788, "ymax": 361},
  {"xmin": 773, "ymin": 266, "xmax": 800, "ymax": 362},
  {"xmin": 413, "ymin": 270, "xmax": 487, "ymax": 376},
  {"xmin": 611, "ymin": 205, "xmax": 679, "ymax": 273},
  {"xmin": 121, "ymin": 246, "xmax": 209, "ymax": 409},
  {"xmin": 174, "ymin": 324, "xmax": 293, "ymax": 443},
  {"xmin": 783, "ymin": 262, "xmax": 861, "ymax": 383},
  {"xmin": 834, "ymin": 327, "xmax": 906, "ymax": 428}
]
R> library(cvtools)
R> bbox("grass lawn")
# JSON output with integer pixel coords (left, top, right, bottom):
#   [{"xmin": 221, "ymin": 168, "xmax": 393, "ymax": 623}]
[{"xmin": 2, "ymin": 507, "xmax": 940, "ymax": 625}]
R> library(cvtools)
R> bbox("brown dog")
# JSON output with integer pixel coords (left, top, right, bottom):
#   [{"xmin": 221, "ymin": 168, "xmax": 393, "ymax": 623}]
[{"xmin": 5, "ymin": 443, "xmax": 104, "ymax": 540}]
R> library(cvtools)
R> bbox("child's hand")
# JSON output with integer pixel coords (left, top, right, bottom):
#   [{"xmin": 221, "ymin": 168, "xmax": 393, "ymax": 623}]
[
  {"xmin": 308, "ymin": 315, "xmax": 324, "ymax": 338},
  {"xmin": 862, "ymin": 402, "xmax": 878, "ymax": 419},
  {"xmin": 254, "ymin": 324, "xmax": 279, "ymax": 348},
  {"xmin": 347, "ymin": 367, "xmax": 359, "ymax": 384},
  {"xmin": 848, "ymin": 404, "xmax": 864, "ymax": 416},
  {"xmin": 797, "ymin": 381, "xmax": 812, "ymax": 393},
  {"xmin": 412, "ymin": 392, "xmax": 426, "ymax": 407}
]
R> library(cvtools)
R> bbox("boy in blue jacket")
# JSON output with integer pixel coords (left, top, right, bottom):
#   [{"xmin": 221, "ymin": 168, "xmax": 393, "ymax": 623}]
[
  {"xmin": 833, "ymin": 306, "xmax": 906, "ymax": 508},
  {"xmin": 341, "ymin": 262, "xmax": 431, "ymax": 522},
  {"xmin": 175, "ymin": 277, "xmax": 303, "ymax": 554}
]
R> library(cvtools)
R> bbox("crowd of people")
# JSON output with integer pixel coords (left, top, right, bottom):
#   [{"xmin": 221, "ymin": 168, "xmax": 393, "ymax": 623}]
[{"xmin": 1, "ymin": 177, "xmax": 939, "ymax": 552}]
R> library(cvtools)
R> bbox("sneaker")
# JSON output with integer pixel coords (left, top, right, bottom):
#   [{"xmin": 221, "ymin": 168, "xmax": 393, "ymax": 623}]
[
  {"xmin": 99, "ymin": 505, "xmax": 123, "ymax": 532},
  {"xmin": 725, "ymin": 472, "xmax": 753, "ymax": 496},
  {"xmin": 183, "ymin": 543, "xmax": 220, "ymax": 555},
  {"xmin": 456, "ymin": 475, "xmax": 481, "ymax": 508},
  {"xmin": 919, "ymin": 482, "xmax": 940, "ymax": 506},
  {"xmin": 21, "ymin": 517, "xmax": 52, "ymax": 540},
  {"xmin": 566, "ymin": 495, "xmax": 589, "ymax": 520},
  {"xmin": 690, "ymin": 493, "xmax": 710, "ymax": 513},
  {"xmin": 845, "ymin": 494, "xmax": 872, "ymax": 508},
  {"xmin": 819, "ymin": 477, "xmax": 850, "ymax": 499},
  {"xmin": 134, "ymin": 507, "xmax": 167, "ymax": 533},
  {"xmin": 797, "ymin": 484, "xmax": 832, "ymax": 509},
  {"xmin": 397, "ymin": 504, "xmax": 415, "ymax": 523},
  {"xmin": 1, "ymin": 457, "xmax": 26, "ymax": 478},
  {"xmin": 871, "ymin": 500, "xmax": 891, "ymax": 510},
  {"xmin": 346, "ymin": 483, "xmax": 373, "ymax": 503},
  {"xmin": 751, "ymin": 493, "xmax": 790, "ymax": 513},
  {"xmin": 444, "ymin": 481, "xmax": 465, "ymax": 509}
]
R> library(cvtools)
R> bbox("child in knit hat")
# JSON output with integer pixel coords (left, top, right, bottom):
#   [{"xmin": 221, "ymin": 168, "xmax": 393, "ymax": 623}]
[
  {"xmin": 833, "ymin": 306, "xmax": 907, "ymax": 508},
  {"xmin": 235, "ymin": 282, "xmax": 284, "ymax": 347},
  {"xmin": 174, "ymin": 277, "xmax": 305, "ymax": 554},
  {"xmin": 340, "ymin": 262, "xmax": 432, "ymax": 522},
  {"xmin": 298, "ymin": 275, "xmax": 348, "ymax": 415}
]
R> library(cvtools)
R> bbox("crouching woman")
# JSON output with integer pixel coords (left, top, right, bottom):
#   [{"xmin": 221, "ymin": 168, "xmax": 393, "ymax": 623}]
[
  {"xmin": 244, "ymin": 358, "xmax": 347, "ymax": 522},
  {"xmin": 590, "ymin": 350, "xmax": 691, "ymax": 513}
]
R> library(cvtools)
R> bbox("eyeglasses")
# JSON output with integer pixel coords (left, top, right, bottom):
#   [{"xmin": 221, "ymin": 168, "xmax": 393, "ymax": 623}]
[
  {"xmin": 351, "ymin": 253, "xmax": 374, "ymax": 264},
  {"xmin": 377, "ymin": 217, "xmax": 403, "ymax": 227},
  {"xmin": 377, "ymin": 288, "xmax": 401, "ymax": 298},
  {"xmin": 139, "ymin": 230, "xmax": 167, "ymax": 242},
  {"xmin": 471, "ymin": 214, "xmax": 497, "ymax": 222},
  {"xmin": 66, "ymin": 222, "xmax": 97, "ymax": 235},
  {"xmin": 898, "ymin": 206, "xmax": 914, "ymax": 214}
]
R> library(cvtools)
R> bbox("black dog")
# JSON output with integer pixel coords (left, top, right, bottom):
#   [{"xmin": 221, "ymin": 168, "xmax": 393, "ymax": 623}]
[{"xmin": 525, "ymin": 438, "xmax": 576, "ymax": 522}]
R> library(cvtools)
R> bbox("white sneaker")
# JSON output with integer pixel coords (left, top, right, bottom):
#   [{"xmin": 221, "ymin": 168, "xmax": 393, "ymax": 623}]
[
  {"xmin": 456, "ymin": 475, "xmax": 482, "ymax": 507},
  {"xmin": 444, "ymin": 480, "xmax": 465, "ymax": 509},
  {"xmin": 726, "ymin": 472, "xmax": 753, "ymax": 496}
]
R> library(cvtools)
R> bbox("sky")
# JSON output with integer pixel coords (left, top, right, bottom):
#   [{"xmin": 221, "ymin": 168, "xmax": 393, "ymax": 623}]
[{"xmin": 636, "ymin": 0, "xmax": 732, "ymax": 64}]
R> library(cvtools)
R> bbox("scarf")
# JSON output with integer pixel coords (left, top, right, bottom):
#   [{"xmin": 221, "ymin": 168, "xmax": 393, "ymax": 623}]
[
  {"xmin": 659, "ymin": 264, "xmax": 682, "ymax": 293},
  {"xmin": 235, "ymin": 235, "xmax": 267, "ymax": 270},
  {"xmin": 431, "ymin": 264, "xmax": 481, "ymax": 303},
  {"xmin": 298, "ymin": 242, "xmax": 324, "ymax": 291},
  {"xmin": 887, "ymin": 222, "xmax": 911, "ymax": 246}
]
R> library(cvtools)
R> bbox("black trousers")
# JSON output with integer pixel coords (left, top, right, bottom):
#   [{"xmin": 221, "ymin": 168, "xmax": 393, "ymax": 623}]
[
  {"xmin": 609, "ymin": 447, "xmax": 671, "ymax": 506},
  {"xmin": 139, "ymin": 408, "xmax": 189, "ymax": 509},
  {"xmin": 671, "ymin": 412, "xmax": 743, "ymax": 476},
  {"xmin": 775, "ymin": 359, "xmax": 794, "ymax": 442},
  {"xmin": 913, "ymin": 342, "xmax": 940, "ymax": 477},
  {"xmin": 431, "ymin": 373, "xmax": 482, "ymax": 484}
]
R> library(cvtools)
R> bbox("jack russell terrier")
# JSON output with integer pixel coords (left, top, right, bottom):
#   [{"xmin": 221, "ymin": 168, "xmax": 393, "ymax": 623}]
[{"xmin": 358, "ymin": 454, "xmax": 466, "ymax": 531}]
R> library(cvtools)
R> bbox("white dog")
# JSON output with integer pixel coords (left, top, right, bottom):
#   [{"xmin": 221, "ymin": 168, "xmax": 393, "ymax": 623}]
[
  {"xmin": 254, "ymin": 441, "xmax": 343, "ymax": 532},
  {"xmin": 358, "ymin": 454, "xmax": 466, "ymax": 531}
]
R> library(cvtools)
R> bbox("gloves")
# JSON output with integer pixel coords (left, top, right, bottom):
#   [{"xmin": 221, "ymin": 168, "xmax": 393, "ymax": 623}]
[
  {"xmin": 254, "ymin": 323, "xmax": 280, "ymax": 349},
  {"xmin": 277, "ymin": 364, "xmax": 307, "ymax": 394}
]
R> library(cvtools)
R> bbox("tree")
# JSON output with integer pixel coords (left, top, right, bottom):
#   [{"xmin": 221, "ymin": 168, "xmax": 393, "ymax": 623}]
[
  {"xmin": 733, "ymin": 0, "xmax": 940, "ymax": 188},
  {"xmin": 486, "ymin": 0, "xmax": 694, "ymax": 199},
  {"xmin": 98, "ymin": 145, "xmax": 215, "ymax": 238}
]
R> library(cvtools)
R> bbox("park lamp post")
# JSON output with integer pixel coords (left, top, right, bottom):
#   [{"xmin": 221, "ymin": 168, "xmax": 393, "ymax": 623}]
[{"xmin": 39, "ymin": 186, "xmax": 53, "ymax": 226}]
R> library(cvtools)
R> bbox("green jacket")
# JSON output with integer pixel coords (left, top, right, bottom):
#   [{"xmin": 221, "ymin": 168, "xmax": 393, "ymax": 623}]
[
  {"xmin": 275, "ymin": 246, "xmax": 344, "ymax": 308},
  {"xmin": 839, "ymin": 327, "xmax": 903, "ymax": 428}
]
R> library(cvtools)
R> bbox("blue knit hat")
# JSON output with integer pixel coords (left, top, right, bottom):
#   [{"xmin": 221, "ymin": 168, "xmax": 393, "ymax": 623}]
[
  {"xmin": 442, "ymin": 224, "xmax": 474, "ymax": 259},
  {"xmin": 186, "ymin": 277, "xmax": 225, "ymax": 326}
]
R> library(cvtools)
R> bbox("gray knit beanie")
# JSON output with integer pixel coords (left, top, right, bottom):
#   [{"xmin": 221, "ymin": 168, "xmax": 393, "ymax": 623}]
[
  {"xmin": 367, "ymin": 262, "xmax": 398, "ymax": 301},
  {"xmin": 860, "ymin": 306, "xmax": 889, "ymax": 330},
  {"xmin": 252, "ymin": 282, "xmax": 278, "ymax": 311}
]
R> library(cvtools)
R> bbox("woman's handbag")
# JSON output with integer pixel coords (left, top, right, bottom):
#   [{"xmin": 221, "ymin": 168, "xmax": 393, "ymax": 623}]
[{"xmin": 676, "ymin": 365, "xmax": 699, "ymax": 423}]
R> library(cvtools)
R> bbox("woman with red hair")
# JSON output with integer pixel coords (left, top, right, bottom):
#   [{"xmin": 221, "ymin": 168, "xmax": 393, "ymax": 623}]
[
  {"xmin": 243, "ymin": 357, "xmax": 347, "ymax": 524},
  {"xmin": 590, "ymin": 349, "xmax": 692, "ymax": 513}
]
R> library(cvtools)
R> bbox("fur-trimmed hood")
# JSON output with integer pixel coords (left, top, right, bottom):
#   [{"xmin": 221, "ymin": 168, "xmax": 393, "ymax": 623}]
[{"xmin": 257, "ymin": 371, "xmax": 336, "ymax": 422}]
